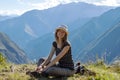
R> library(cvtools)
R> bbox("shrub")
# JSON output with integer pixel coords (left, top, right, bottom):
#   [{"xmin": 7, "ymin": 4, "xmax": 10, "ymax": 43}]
[{"xmin": 0, "ymin": 52, "xmax": 6, "ymax": 65}]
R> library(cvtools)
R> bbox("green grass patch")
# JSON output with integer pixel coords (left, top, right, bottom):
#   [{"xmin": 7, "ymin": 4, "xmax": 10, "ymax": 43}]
[{"xmin": 0, "ymin": 62, "xmax": 120, "ymax": 80}]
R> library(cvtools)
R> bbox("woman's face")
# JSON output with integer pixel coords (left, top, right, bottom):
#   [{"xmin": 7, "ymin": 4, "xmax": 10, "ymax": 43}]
[{"xmin": 57, "ymin": 30, "xmax": 66, "ymax": 39}]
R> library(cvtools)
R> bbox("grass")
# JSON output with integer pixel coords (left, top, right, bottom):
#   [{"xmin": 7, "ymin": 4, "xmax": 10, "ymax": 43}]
[{"xmin": 0, "ymin": 62, "xmax": 120, "ymax": 80}]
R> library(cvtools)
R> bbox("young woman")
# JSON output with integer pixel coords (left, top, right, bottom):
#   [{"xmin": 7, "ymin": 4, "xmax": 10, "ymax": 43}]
[{"xmin": 31, "ymin": 25, "xmax": 75, "ymax": 77}]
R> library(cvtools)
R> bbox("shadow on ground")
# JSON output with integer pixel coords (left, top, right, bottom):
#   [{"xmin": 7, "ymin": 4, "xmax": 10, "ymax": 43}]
[{"xmin": 30, "ymin": 76, "xmax": 68, "ymax": 80}]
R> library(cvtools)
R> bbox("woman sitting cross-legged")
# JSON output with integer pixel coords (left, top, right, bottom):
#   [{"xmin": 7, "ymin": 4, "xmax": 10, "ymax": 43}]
[{"xmin": 27, "ymin": 25, "xmax": 75, "ymax": 78}]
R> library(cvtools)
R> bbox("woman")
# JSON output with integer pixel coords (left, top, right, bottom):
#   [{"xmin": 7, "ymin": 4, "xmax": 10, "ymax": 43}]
[{"xmin": 31, "ymin": 25, "xmax": 75, "ymax": 77}]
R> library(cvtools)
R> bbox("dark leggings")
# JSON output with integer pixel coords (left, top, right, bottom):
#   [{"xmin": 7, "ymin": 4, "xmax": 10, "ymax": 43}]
[{"xmin": 37, "ymin": 58, "xmax": 75, "ymax": 77}]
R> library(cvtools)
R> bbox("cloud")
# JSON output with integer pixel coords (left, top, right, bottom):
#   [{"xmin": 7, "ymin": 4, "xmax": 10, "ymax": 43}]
[
  {"xmin": 0, "ymin": 9, "xmax": 25, "ymax": 16},
  {"xmin": 17, "ymin": 0, "xmax": 23, "ymax": 3},
  {"xmin": 92, "ymin": 0, "xmax": 120, "ymax": 6},
  {"xmin": 1, "ymin": 0, "xmax": 120, "ymax": 16},
  {"xmin": 18, "ymin": 0, "xmax": 120, "ymax": 11},
  {"xmin": 30, "ymin": 0, "xmax": 60, "ymax": 10},
  {"xmin": 17, "ymin": 0, "xmax": 83, "ymax": 10}
]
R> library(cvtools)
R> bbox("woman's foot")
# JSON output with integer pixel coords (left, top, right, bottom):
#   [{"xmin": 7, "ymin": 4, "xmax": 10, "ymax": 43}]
[{"xmin": 26, "ymin": 71, "xmax": 41, "ymax": 78}]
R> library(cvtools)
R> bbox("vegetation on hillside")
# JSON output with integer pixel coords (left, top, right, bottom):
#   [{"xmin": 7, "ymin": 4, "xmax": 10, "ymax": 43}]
[
  {"xmin": 0, "ymin": 58, "xmax": 120, "ymax": 80},
  {"xmin": 0, "ymin": 53, "xmax": 6, "ymax": 65}
]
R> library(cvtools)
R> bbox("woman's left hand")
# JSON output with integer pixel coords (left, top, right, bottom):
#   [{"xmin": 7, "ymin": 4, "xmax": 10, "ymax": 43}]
[{"xmin": 36, "ymin": 65, "xmax": 45, "ymax": 72}]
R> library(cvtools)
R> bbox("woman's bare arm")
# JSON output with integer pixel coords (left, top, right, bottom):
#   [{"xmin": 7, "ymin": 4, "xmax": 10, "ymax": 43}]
[
  {"xmin": 38, "ymin": 46, "xmax": 55, "ymax": 67},
  {"xmin": 43, "ymin": 46, "xmax": 70, "ymax": 71}
]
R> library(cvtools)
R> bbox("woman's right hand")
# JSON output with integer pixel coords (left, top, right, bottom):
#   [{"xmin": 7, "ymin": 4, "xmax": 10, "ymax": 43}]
[{"xmin": 36, "ymin": 66, "xmax": 43, "ymax": 72}]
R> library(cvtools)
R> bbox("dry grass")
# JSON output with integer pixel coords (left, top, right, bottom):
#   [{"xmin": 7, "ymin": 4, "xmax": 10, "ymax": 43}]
[{"xmin": 0, "ymin": 63, "xmax": 120, "ymax": 80}]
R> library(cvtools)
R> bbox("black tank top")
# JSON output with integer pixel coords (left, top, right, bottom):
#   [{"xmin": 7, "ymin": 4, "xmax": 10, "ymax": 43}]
[{"xmin": 53, "ymin": 41, "xmax": 74, "ymax": 70}]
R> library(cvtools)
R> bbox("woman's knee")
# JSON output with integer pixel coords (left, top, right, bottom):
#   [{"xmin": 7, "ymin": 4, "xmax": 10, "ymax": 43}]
[
  {"xmin": 37, "ymin": 58, "xmax": 45, "ymax": 67},
  {"xmin": 45, "ymin": 67, "xmax": 75, "ymax": 77}
]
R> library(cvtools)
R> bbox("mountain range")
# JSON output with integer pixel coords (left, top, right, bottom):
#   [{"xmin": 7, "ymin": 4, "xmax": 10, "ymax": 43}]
[
  {"xmin": 25, "ymin": 7, "xmax": 120, "ymax": 61},
  {"xmin": 0, "ymin": 32, "xmax": 29, "ymax": 64},
  {"xmin": 0, "ymin": 2, "xmax": 118, "ymax": 63},
  {"xmin": 0, "ymin": 15, "xmax": 16, "ymax": 21},
  {"xmin": 70, "ymin": 7, "xmax": 120, "ymax": 61},
  {"xmin": 77, "ymin": 20, "xmax": 120, "ymax": 63},
  {"xmin": 0, "ymin": 2, "xmax": 113, "ymax": 49}
]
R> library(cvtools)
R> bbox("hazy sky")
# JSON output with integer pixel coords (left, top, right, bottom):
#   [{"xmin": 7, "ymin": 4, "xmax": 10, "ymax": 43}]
[{"xmin": 0, "ymin": 0, "xmax": 120, "ymax": 16}]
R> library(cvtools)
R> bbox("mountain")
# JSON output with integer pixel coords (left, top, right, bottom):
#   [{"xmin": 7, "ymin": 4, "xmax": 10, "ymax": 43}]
[
  {"xmin": 25, "ymin": 33, "xmax": 54, "ymax": 59},
  {"xmin": 111, "ymin": 57, "xmax": 120, "ymax": 66},
  {"xmin": 0, "ymin": 15, "xmax": 17, "ymax": 21},
  {"xmin": 0, "ymin": 32, "xmax": 29, "ymax": 64},
  {"xmin": 25, "ymin": 7, "xmax": 120, "ymax": 60},
  {"xmin": 0, "ymin": 2, "xmax": 113, "ymax": 49},
  {"xmin": 70, "ymin": 7, "xmax": 120, "ymax": 60},
  {"xmin": 77, "ymin": 22, "xmax": 120, "ymax": 63}
]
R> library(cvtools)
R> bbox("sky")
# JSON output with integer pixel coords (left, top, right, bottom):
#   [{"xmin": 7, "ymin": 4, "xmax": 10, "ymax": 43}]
[{"xmin": 0, "ymin": 0, "xmax": 120, "ymax": 16}]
